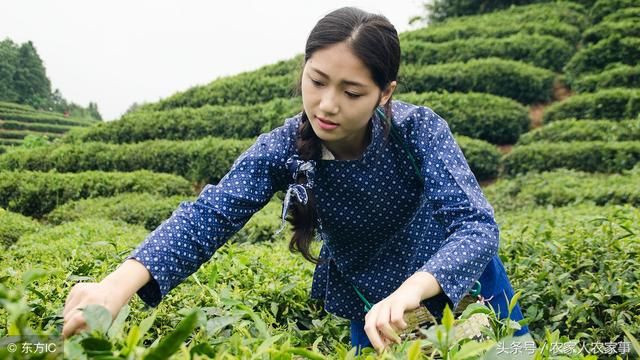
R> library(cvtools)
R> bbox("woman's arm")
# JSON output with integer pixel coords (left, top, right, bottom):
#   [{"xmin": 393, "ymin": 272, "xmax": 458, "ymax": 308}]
[
  {"xmin": 63, "ymin": 259, "xmax": 150, "ymax": 338},
  {"xmin": 62, "ymin": 117, "xmax": 298, "ymax": 337},
  {"xmin": 126, "ymin": 123, "xmax": 294, "ymax": 307}
]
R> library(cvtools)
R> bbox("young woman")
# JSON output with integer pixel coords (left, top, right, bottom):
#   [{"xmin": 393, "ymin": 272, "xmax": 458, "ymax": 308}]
[{"xmin": 63, "ymin": 7, "xmax": 530, "ymax": 354}]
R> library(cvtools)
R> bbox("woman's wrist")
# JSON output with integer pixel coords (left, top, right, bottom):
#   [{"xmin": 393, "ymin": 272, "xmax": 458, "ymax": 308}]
[
  {"xmin": 100, "ymin": 259, "xmax": 151, "ymax": 304},
  {"xmin": 402, "ymin": 271, "xmax": 442, "ymax": 301}
]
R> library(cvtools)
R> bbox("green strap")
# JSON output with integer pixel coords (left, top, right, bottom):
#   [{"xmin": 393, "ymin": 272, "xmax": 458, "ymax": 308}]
[
  {"xmin": 470, "ymin": 280, "xmax": 482, "ymax": 297},
  {"xmin": 352, "ymin": 284, "xmax": 373, "ymax": 312},
  {"xmin": 353, "ymin": 281, "xmax": 482, "ymax": 312},
  {"xmin": 375, "ymin": 107, "xmax": 424, "ymax": 186}
]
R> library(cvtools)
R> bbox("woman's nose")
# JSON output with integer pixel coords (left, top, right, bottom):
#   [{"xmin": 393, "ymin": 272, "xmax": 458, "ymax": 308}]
[{"xmin": 318, "ymin": 89, "xmax": 339, "ymax": 114}]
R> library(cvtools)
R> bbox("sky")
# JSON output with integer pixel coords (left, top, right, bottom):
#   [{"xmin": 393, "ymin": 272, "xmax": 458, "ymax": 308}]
[{"xmin": 1, "ymin": 0, "xmax": 427, "ymax": 121}]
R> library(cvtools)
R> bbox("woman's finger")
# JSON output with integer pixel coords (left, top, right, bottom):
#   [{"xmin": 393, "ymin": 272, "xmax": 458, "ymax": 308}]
[
  {"xmin": 62, "ymin": 311, "xmax": 87, "ymax": 339},
  {"xmin": 374, "ymin": 303, "xmax": 400, "ymax": 349},
  {"xmin": 62, "ymin": 286, "xmax": 81, "ymax": 318},
  {"xmin": 390, "ymin": 302, "xmax": 408, "ymax": 331},
  {"xmin": 364, "ymin": 305, "xmax": 386, "ymax": 353}
]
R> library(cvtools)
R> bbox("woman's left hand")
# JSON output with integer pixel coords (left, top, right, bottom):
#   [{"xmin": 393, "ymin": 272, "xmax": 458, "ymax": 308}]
[{"xmin": 363, "ymin": 272, "xmax": 442, "ymax": 353}]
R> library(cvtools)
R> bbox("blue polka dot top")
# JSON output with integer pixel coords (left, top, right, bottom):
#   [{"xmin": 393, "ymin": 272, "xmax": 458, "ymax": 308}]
[{"xmin": 128, "ymin": 100, "xmax": 513, "ymax": 322}]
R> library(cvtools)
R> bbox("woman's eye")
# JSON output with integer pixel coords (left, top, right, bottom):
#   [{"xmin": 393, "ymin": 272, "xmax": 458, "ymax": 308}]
[
  {"xmin": 310, "ymin": 79, "xmax": 324, "ymax": 87},
  {"xmin": 345, "ymin": 92, "xmax": 362, "ymax": 99}
]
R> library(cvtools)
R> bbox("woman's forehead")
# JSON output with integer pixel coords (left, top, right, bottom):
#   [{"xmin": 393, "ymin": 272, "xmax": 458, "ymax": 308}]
[{"xmin": 305, "ymin": 43, "xmax": 375, "ymax": 87}]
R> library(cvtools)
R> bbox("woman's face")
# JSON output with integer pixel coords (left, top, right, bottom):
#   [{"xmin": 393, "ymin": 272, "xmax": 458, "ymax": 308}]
[{"xmin": 301, "ymin": 41, "xmax": 395, "ymax": 158}]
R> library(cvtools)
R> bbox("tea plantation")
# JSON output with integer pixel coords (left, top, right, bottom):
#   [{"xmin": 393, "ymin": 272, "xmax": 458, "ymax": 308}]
[{"xmin": 1, "ymin": 0, "xmax": 639, "ymax": 358}]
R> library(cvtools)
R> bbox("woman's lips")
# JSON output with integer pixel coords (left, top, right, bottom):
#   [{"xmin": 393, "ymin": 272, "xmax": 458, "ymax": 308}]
[{"xmin": 316, "ymin": 116, "xmax": 339, "ymax": 130}]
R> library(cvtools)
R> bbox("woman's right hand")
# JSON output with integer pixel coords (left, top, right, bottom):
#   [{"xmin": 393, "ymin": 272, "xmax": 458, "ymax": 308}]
[{"xmin": 62, "ymin": 281, "xmax": 130, "ymax": 338}]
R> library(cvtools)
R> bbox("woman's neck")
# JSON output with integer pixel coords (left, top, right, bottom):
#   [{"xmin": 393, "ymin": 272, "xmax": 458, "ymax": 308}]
[{"xmin": 322, "ymin": 121, "xmax": 372, "ymax": 160}]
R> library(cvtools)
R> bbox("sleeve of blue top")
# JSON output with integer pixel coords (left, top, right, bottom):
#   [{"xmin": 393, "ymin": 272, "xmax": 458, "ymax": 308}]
[
  {"xmin": 126, "ymin": 126, "xmax": 292, "ymax": 307},
  {"xmin": 409, "ymin": 107, "xmax": 500, "ymax": 310}
]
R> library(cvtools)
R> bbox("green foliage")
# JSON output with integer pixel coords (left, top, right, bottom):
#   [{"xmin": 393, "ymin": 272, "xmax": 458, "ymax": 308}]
[
  {"xmin": 453, "ymin": 136, "xmax": 501, "ymax": 180},
  {"xmin": 542, "ymin": 88, "xmax": 640, "ymax": 122},
  {"xmin": 590, "ymin": 0, "xmax": 640, "ymax": 23},
  {"xmin": 498, "ymin": 204, "xmax": 640, "ymax": 342},
  {"xmin": 61, "ymin": 98, "xmax": 302, "ymax": 144},
  {"xmin": 403, "ymin": 2, "xmax": 586, "ymax": 44},
  {"xmin": 396, "ymin": 92, "xmax": 529, "ymax": 145},
  {"xmin": 0, "ymin": 107, "xmax": 95, "ymax": 127},
  {"xmin": 401, "ymin": 34, "xmax": 573, "ymax": 72},
  {"xmin": 424, "ymin": 0, "xmax": 589, "ymax": 24},
  {"xmin": 146, "ymin": 69, "xmax": 299, "ymax": 111},
  {"xmin": 19, "ymin": 134, "xmax": 52, "ymax": 148},
  {"xmin": 517, "ymin": 119, "xmax": 640, "ymax": 145},
  {"xmin": 0, "ymin": 170, "xmax": 193, "ymax": 217},
  {"xmin": 564, "ymin": 36, "xmax": 640, "ymax": 81},
  {"xmin": 44, "ymin": 193, "xmax": 190, "ymax": 230},
  {"xmin": 44, "ymin": 193, "xmax": 287, "ymax": 244},
  {"xmin": 0, "ymin": 39, "xmax": 51, "ymax": 109},
  {"xmin": 501, "ymin": 141, "xmax": 640, "ymax": 176},
  {"xmin": 601, "ymin": 6, "xmax": 640, "ymax": 22},
  {"xmin": 399, "ymin": 58, "xmax": 555, "ymax": 104},
  {"xmin": 0, "ymin": 137, "xmax": 250, "ymax": 184},
  {"xmin": 572, "ymin": 64, "xmax": 640, "ymax": 93},
  {"xmin": 582, "ymin": 19, "xmax": 640, "ymax": 44},
  {"xmin": 0, "ymin": 119, "xmax": 75, "ymax": 134},
  {"xmin": 0, "ymin": 129, "xmax": 60, "ymax": 141},
  {"xmin": 0, "ymin": 208, "xmax": 40, "ymax": 247},
  {"xmin": 485, "ymin": 167, "xmax": 640, "ymax": 211}
]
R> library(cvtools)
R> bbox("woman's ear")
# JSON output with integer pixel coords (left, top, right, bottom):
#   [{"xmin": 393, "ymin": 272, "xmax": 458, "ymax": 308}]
[{"xmin": 379, "ymin": 81, "xmax": 397, "ymax": 106}]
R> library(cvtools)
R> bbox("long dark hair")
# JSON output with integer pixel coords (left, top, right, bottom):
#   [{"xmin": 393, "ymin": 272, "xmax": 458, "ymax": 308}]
[{"xmin": 288, "ymin": 7, "xmax": 400, "ymax": 264}]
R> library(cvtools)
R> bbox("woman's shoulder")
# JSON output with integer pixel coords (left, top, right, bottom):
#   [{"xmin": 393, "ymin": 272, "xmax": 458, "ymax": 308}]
[
  {"xmin": 390, "ymin": 99, "xmax": 448, "ymax": 139},
  {"xmin": 251, "ymin": 112, "xmax": 302, "ymax": 158}
]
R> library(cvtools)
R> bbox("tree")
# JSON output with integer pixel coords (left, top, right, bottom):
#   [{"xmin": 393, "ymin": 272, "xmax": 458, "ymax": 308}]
[{"xmin": 13, "ymin": 41, "xmax": 52, "ymax": 108}]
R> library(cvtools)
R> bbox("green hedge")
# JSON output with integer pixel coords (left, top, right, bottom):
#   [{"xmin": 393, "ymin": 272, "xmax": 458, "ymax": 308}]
[
  {"xmin": 396, "ymin": 92, "xmax": 529, "ymax": 144},
  {"xmin": 0, "ymin": 101, "xmax": 35, "ymax": 112},
  {"xmin": 0, "ymin": 120, "xmax": 75, "ymax": 134},
  {"xmin": 485, "ymin": 167, "xmax": 640, "ymax": 211},
  {"xmin": 498, "ymin": 204, "xmax": 640, "ymax": 342},
  {"xmin": 0, "ymin": 110, "xmax": 94, "ymax": 127},
  {"xmin": 61, "ymin": 98, "xmax": 302, "ymax": 144},
  {"xmin": 399, "ymin": 58, "xmax": 555, "ymax": 104},
  {"xmin": 582, "ymin": 19, "xmax": 640, "ymax": 44},
  {"xmin": 401, "ymin": 34, "xmax": 573, "ymax": 72},
  {"xmin": 590, "ymin": 0, "xmax": 640, "ymax": 23},
  {"xmin": 0, "ymin": 138, "xmax": 22, "ymax": 146},
  {"xmin": 44, "ymin": 193, "xmax": 190, "ymax": 230},
  {"xmin": 517, "ymin": 119, "xmax": 640, "ymax": 145},
  {"xmin": 0, "ymin": 134, "xmax": 499, "ymax": 183},
  {"xmin": 0, "ymin": 129, "xmax": 61, "ymax": 140},
  {"xmin": 0, "ymin": 208, "xmax": 40, "ymax": 247},
  {"xmin": 501, "ymin": 141, "xmax": 640, "ymax": 176},
  {"xmin": 146, "ymin": 72, "xmax": 298, "ymax": 111},
  {"xmin": 400, "ymin": 2, "xmax": 586, "ymax": 44},
  {"xmin": 0, "ymin": 138, "xmax": 251, "ymax": 184},
  {"xmin": 564, "ymin": 36, "xmax": 640, "ymax": 80},
  {"xmin": 542, "ymin": 88, "xmax": 640, "ymax": 122},
  {"xmin": 572, "ymin": 64, "xmax": 640, "ymax": 93},
  {"xmin": 601, "ymin": 6, "xmax": 640, "ymax": 22},
  {"xmin": 455, "ymin": 135, "xmax": 500, "ymax": 180},
  {"xmin": 0, "ymin": 170, "xmax": 193, "ymax": 218}
]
